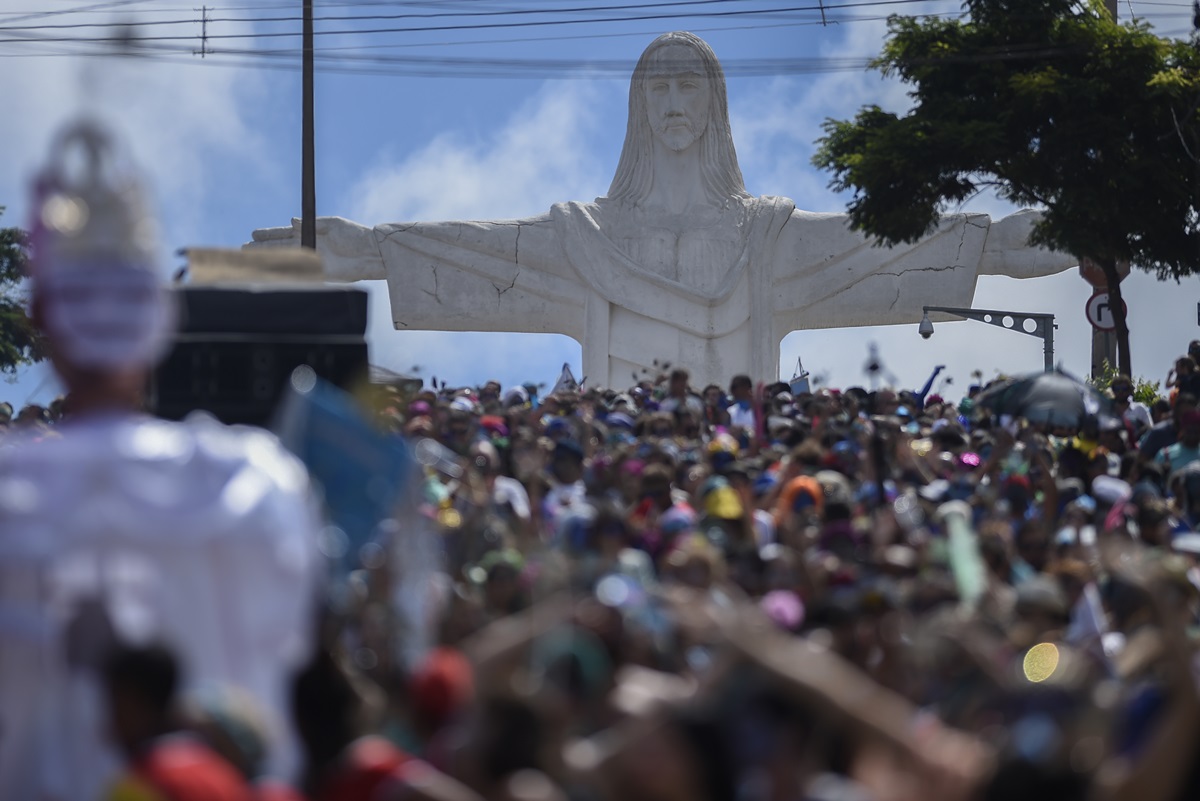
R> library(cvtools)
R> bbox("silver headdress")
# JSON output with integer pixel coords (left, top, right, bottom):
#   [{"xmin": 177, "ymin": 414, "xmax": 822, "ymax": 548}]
[{"xmin": 29, "ymin": 119, "xmax": 174, "ymax": 369}]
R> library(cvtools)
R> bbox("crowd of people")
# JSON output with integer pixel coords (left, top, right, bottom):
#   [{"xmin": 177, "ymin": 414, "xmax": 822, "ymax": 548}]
[
  {"xmin": 7, "ymin": 119, "xmax": 1200, "ymax": 801},
  {"xmin": 8, "ymin": 337, "xmax": 1200, "ymax": 801}
]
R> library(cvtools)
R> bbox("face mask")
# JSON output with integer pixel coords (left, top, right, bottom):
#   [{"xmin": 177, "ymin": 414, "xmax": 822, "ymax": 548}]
[{"xmin": 38, "ymin": 265, "xmax": 173, "ymax": 369}]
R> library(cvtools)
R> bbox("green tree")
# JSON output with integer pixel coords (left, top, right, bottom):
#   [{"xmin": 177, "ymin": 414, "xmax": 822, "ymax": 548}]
[
  {"xmin": 0, "ymin": 207, "xmax": 45, "ymax": 378},
  {"xmin": 1087, "ymin": 359, "xmax": 1162, "ymax": 405},
  {"xmin": 813, "ymin": 0, "xmax": 1200, "ymax": 378}
]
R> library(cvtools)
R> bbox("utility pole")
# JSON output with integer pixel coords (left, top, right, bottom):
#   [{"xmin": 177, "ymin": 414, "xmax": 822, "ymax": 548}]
[
  {"xmin": 301, "ymin": 0, "xmax": 316, "ymax": 249},
  {"xmin": 1091, "ymin": 0, "xmax": 1120, "ymax": 377}
]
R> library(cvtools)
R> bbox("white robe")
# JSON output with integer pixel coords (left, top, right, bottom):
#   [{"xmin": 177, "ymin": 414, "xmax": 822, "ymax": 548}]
[{"xmin": 0, "ymin": 413, "xmax": 321, "ymax": 799}]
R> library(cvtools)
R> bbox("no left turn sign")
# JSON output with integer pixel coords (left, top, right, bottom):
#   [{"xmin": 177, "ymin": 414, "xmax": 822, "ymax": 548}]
[{"xmin": 1085, "ymin": 292, "xmax": 1125, "ymax": 332}]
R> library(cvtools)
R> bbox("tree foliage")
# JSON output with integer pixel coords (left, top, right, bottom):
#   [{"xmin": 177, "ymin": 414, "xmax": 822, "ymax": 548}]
[
  {"xmin": 1087, "ymin": 359, "xmax": 1163, "ymax": 405},
  {"xmin": 813, "ymin": 0, "xmax": 1200, "ymax": 377},
  {"xmin": 0, "ymin": 207, "xmax": 45, "ymax": 378}
]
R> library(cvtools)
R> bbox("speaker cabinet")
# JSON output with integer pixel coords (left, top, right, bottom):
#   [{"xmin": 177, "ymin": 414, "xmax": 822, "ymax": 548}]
[{"xmin": 151, "ymin": 285, "xmax": 369, "ymax": 426}]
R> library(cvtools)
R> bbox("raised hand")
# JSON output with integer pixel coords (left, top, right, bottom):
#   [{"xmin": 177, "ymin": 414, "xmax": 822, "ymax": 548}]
[{"xmin": 247, "ymin": 216, "xmax": 386, "ymax": 281}]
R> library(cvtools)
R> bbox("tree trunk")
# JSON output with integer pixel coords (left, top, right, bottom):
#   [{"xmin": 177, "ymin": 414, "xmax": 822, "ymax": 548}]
[{"xmin": 1099, "ymin": 256, "xmax": 1133, "ymax": 377}]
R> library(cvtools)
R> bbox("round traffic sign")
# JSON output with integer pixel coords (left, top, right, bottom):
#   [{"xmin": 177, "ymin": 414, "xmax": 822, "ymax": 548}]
[{"xmin": 1085, "ymin": 291, "xmax": 1126, "ymax": 331}]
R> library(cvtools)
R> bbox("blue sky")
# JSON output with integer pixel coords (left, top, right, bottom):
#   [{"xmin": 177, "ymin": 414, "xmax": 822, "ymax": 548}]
[{"xmin": 2, "ymin": 0, "xmax": 1198, "ymax": 406}]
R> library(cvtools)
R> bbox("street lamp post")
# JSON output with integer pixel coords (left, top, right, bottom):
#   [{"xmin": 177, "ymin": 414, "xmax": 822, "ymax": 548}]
[{"xmin": 918, "ymin": 306, "xmax": 1056, "ymax": 372}]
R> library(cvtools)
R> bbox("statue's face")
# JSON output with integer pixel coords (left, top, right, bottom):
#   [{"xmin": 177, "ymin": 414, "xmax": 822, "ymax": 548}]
[{"xmin": 644, "ymin": 43, "xmax": 710, "ymax": 153}]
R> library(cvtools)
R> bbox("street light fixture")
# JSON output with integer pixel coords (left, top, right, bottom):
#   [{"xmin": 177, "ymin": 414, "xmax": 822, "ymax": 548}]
[{"xmin": 919, "ymin": 306, "xmax": 1056, "ymax": 372}]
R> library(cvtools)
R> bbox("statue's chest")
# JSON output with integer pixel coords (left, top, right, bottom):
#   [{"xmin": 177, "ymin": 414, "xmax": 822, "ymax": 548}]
[{"xmin": 611, "ymin": 222, "xmax": 745, "ymax": 293}]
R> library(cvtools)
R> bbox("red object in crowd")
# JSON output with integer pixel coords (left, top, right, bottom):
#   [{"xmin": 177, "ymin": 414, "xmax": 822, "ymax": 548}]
[
  {"xmin": 113, "ymin": 736, "xmax": 254, "ymax": 801},
  {"xmin": 409, "ymin": 647, "xmax": 474, "ymax": 732},
  {"xmin": 253, "ymin": 780, "xmax": 307, "ymax": 801},
  {"xmin": 312, "ymin": 737, "xmax": 413, "ymax": 801}
]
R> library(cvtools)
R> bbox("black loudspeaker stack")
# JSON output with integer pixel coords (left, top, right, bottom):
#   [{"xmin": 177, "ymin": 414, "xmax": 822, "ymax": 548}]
[{"xmin": 151, "ymin": 285, "xmax": 370, "ymax": 426}]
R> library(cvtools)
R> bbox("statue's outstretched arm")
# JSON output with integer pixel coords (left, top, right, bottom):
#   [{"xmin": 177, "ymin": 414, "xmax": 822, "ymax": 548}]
[
  {"xmin": 978, "ymin": 209, "xmax": 1076, "ymax": 278},
  {"xmin": 246, "ymin": 217, "xmax": 386, "ymax": 282}
]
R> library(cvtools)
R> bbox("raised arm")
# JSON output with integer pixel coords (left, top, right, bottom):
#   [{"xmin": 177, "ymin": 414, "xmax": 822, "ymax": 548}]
[
  {"xmin": 250, "ymin": 212, "xmax": 587, "ymax": 340},
  {"xmin": 246, "ymin": 216, "xmax": 386, "ymax": 281},
  {"xmin": 978, "ymin": 209, "xmax": 1077, "ymax": 278},
  {"xmin": 771, "ymin": 210, "xmax": 987, "ymax": 332}
]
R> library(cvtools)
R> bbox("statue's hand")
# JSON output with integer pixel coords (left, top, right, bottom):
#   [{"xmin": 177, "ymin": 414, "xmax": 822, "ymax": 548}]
[
  {"xmin": 246, "ymin": 217, "xmax": 386, "ymax": 282},
  {"xmin": 978, "ymin": 209, "xmax": 1077, "ymax": 279}
]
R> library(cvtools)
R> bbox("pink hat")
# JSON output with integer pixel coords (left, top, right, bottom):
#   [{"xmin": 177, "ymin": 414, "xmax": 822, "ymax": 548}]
[{"xmin": 760, "ymin": 590, "xmax": 805, "ymax": 632}]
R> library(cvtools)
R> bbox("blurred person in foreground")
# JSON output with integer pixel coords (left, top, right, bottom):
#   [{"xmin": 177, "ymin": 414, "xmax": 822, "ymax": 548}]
[
  {"xmin": 0, "ymin": 120, "xmax": 321, "ymax": 799},
  {"xmin": 102, "ymin": 644, "xmax": 254, "ymax": 801}
]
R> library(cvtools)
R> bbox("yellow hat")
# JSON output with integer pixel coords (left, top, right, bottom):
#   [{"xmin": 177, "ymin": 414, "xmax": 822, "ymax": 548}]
[{"xmin": 704, "ymin": 485, "xmax": 744, "ymax": 520}]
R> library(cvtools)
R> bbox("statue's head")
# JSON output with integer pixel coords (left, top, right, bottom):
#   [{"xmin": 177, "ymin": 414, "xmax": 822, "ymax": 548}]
[{"xmin": 608, "ymin": 32, "xmax": 750, "ymax": 205}]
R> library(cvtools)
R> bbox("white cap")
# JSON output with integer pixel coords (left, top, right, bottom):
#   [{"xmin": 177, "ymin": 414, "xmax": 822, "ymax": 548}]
[
  {"xmin": 503, "ymin": 386, "xmax": 529, "ymax": 407},
  {"xmin": 449, "ymin": 396, "xmax": 478, "ymax": 414},
  {"xmin": 1091, "ymin": 475, "xmax": 1132, "ymax": 507}
]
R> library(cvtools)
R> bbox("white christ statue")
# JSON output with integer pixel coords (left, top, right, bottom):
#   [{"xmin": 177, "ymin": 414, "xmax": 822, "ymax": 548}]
[{"xmin": 248, "ymin": 31, "xmax": 1073, "ymax": 389}]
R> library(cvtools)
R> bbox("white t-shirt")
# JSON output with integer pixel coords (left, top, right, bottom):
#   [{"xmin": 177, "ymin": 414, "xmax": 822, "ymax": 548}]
[
  {"xmin": 0, "ymin": 413, "xmax": 322, "ymax": 798},
  {"xmin": 492, "ymin": 475, "xmax": 531, "ymax": 521},
  {"xmin": 661, "ymin": 394, "xmax": 705, "ymax": 417},
  {"xmin": 729, "ymin": 401, "xmax": 757, "ymax": 430},
  {"xmin": 753, "ymin": 509, "xmax": 777, "ymax": 547},
  {"xmin": 1121, "ymin": 401, "xmax": 1152, "ymax": 433}
]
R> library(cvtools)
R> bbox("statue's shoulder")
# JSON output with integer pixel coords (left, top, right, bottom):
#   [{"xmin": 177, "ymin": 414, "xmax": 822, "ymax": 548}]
[
  {"xmin": 550, "ymin": 199, "xmax": 609, "ymax": 231},
  {"xmin": 740, "ymin": 195, "xmax": 798, "ymax": 230},
  {"xmin": 557, "ymin": 198, "xmax": 606, "ymax": 213},
  {"xmin": 750, "ymin": 194, "xmax": 797, "ymax": 209}
]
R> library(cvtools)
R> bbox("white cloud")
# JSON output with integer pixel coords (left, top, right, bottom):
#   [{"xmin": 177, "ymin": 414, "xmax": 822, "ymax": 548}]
[
  {"xmin": 342, "ymin": 81, "xmax": 615, "ymax": 388},
  {"xmin": 0, "ymin": 0, "xmax": 276, "ymax": 258},
  {"xmin": 344, "ymin": 80, "xmax": 615, "ymax": 223},
  {"xmin": 730, "ymin": 16, "xmax": 913, "ymax": 208},
  {"xmin": 0, "ymin": 0, "xmax": 286, "ymax": 404}
]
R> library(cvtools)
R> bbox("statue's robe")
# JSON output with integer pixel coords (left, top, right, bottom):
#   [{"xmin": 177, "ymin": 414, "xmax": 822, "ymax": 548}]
[{"xmin": 374, "ymin": 195, "xmax": 996, "ymax": 388}]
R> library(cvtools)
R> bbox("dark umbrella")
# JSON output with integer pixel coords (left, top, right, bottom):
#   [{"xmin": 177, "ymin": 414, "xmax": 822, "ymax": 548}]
[{"xmin": 974, "ymin": 370, "xmax": 1112, "ymax": 428}]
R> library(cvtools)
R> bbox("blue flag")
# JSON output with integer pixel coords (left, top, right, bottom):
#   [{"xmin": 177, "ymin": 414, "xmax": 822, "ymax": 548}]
[{"xmin": 273, "ymin": 370, "xmax": 414, "ymax": 569}]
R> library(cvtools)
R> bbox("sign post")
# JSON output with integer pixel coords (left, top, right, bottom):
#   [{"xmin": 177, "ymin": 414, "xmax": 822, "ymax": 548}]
[
  {"xmin": 1085, "ymin": 291, "xmax": 1123, "ymax": 332},
  {"xmin": 1079, "ymin": 258, "xmax": 1129, "ymax": 377}
]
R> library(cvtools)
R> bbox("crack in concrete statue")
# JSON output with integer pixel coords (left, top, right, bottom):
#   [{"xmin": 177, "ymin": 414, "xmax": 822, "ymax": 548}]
[{"xmin": 248, "ymin": 31, "xmax": 1074, "ymax": 388}]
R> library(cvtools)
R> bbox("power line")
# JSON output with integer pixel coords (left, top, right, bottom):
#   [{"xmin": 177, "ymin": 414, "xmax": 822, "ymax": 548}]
[
  {"xmin": 5, "ymin": 0, "xmax": 1186, "ymax": 62},
  {"xmin": 0, "ymin": 45, "xmax": 880, "ymax": 78},
  {"xmin": 0, "ymin": 24, "xmax": 1113, "ymax": 81},
  {"xmin": 247, "ymin": 12, "xmax": 928, "ymax": 53},
  {"xmin": 0, "ymin": 0, "xmax": 781, "ymax": 29},
  {"xmin": 0, "ymin": 0, "xmax": 495, "ymax": 10},
  {"xmin": 0, "ymin": 0, "xmax": 1186, "ymax": 82},
  {"xmin": 24, "ymin": 3, "xmax": 1188, "ymax": 74},
  {"xmin": 215, "ymin": 0, "xmax": 867, "ymax": 25},
  {"xmin": 0, "ymin": 15, "xmax": 199, "ymax": 31},
  {"xmin": 0, "ymin": 0, "xmax": 957, "ymax": 43},
  {"xmin": 0, "ymin": 12, "xmax": 955, "ymax": 59},
  {"xmin": 0, "ymin": 6, "xmax": 975, "ymax": 77},
  {"xmin": 0, "ymin": 29, "xmax": 882, "ymax": 75},
  {"xmin": 0, "ymin": 0, "xmax": 161, "ymax": 26}
]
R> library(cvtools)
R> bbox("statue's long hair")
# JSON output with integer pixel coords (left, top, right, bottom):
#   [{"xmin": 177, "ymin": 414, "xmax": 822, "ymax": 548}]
[{"xmin": 606, "ymin": 31, "xmax": 751, "ymax": 206}]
